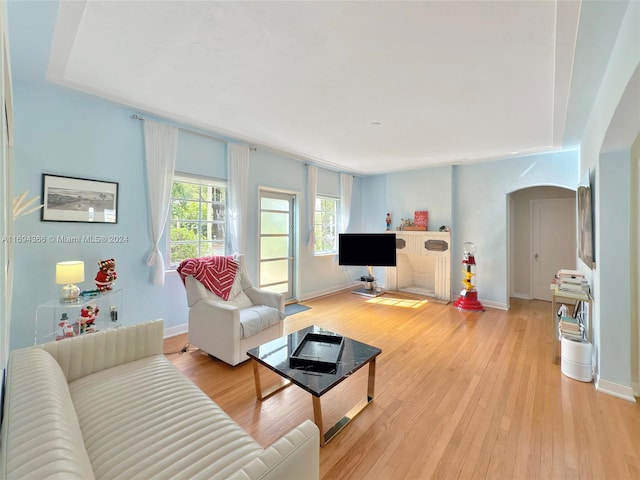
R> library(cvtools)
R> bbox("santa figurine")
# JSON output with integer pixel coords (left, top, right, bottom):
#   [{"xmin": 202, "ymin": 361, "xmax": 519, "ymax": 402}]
[{"xmin": 78, "ymin": 305, "xmax": 99, "ymax": 334}]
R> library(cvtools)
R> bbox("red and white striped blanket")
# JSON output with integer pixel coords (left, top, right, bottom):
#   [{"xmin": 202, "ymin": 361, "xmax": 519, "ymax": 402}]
[{"xmin": 177, "ymin": 255, "xmax": 239, "ymax": 301}]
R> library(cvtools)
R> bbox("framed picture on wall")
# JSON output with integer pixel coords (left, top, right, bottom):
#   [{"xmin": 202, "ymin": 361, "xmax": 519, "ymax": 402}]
[
  {"xmin": 41, "ymin": 174, "xmax": 118, "ymax": 223},
  {"xmin": 577, "ymin": 169, "xmax": 594, "ymax": 268}
]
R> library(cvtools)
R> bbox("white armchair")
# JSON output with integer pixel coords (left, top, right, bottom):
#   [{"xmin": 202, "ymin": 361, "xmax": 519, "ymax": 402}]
[{"xmin": 183, "ymin": 254, "xmax": 285, "ymax": 366}]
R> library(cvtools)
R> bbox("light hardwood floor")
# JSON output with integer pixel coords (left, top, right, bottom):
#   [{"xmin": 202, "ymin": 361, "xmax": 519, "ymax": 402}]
[{"xmin": 164, "ymin": 291, "xmax": 640, "ymax": 480}]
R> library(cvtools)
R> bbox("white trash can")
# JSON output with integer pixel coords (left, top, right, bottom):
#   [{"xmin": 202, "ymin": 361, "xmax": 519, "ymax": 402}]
[{"xmin": 561, "ymin": 336, "xmax": 593, "ymax": 382}]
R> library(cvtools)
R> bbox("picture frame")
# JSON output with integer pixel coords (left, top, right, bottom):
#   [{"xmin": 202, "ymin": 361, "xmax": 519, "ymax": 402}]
[
  {"xmin": 41, "ymin": 174, "xmax": 118, "ymax": 223},
  {"xmin": 577, "ymin": 169, "xmax": 594, "ymax": 269}
]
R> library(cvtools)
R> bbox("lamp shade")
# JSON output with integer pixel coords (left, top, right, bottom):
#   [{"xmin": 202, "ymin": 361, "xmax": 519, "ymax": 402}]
[{"xmin": 56, "ymin": 261, "xmax": 85, "ymax": 284}]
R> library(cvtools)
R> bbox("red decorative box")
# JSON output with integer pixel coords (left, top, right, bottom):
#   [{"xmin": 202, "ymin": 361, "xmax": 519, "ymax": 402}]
[{"xmin": 414, "ymin": 210, "xmax": 428, "ymax": 230}]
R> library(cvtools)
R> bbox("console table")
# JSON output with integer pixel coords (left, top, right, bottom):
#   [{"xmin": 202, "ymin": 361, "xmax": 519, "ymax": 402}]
[
  {"xmin": 35, "ymin": 289, "xmax": 122, "ymax": 344},
  {"xmin": 550, "ymin": 287, "xmax": 592, "ymax": 364}
]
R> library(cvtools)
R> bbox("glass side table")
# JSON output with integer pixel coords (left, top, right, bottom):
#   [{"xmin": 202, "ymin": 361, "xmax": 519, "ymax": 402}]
[{"xmin": 35, "ymin": 289, "xmax": 122, "ymax": 344}]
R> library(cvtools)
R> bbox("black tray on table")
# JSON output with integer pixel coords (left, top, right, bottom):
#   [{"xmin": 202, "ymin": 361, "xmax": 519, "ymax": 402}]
[{"xmin": 289, "ymin": 332, "xmax": 344, "ymax": 372}]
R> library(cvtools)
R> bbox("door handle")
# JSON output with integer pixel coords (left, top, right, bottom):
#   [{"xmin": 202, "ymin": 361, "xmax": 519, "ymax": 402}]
[{"xmin": 534, "ymin": 253, "xmax": 539, "ymax": 261}]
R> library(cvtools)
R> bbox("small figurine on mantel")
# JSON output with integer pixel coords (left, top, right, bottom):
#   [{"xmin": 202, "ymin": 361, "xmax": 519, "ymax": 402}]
[{"xmin": 386, "ymin": 213, "xmax": 392, "ymax": 231}]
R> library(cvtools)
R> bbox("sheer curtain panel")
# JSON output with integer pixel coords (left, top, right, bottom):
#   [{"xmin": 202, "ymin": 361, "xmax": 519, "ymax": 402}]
[
  {"xmin": 340, "ymin": 173, "xmax": 353, "ymax": 233},
  {"xmin": 227, "ymin": 143, "xmax": 249, "ymax": 254},
  {"xmin": 143, "ymin": 120, "xmax": 178, "ymax": 286},
  {"xmin": 306, "ymin": 165, "xmax": 318, "ymax": 251}
]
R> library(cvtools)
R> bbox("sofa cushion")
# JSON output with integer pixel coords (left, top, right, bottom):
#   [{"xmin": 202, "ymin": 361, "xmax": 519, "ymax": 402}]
[
  {"xmin": 69, "ymin": 355, "xmax": 263, "ymax": 480},
  {"xmin": 239, "ymin": 305, "xmax": 282, "ymax": 338},
  {"xmin": 0, "ymin": 348, "xmax": 95, "ymax": 480}
]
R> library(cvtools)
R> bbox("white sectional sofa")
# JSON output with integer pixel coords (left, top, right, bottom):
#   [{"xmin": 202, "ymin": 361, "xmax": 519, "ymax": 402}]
[{"xmin": 0, "ymin": 319, "xmax": 319, "ymax": 480}]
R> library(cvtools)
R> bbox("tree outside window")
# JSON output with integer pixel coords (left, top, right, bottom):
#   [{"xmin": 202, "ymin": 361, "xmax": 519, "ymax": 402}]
[
  {"xmin": 169, "ymin": 176, "xmax": 226, "ymax": 267},
  {"xmin": 314, "ymin": 196, "xmax": 338, "ymax": 254}
]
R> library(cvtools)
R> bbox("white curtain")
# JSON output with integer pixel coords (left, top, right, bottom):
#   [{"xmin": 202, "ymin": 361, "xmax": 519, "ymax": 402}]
[
  {"xmin": 307, "ymin": 165, "xmax": 318, "ymax": 251},
  {"xmin": 340, "ymin": 173, "xmax": 353, "ymax": 233},
  {"xmin": 227, "ymin": 143, "xmax": 250, "ymax": 254},
  {"xmin": 143, "ymin": 120, "xmax": 178, "ymax": 286}
]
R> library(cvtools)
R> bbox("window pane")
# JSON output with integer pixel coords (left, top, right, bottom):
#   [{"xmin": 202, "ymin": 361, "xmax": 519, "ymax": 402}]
[
  {"xmin": 200, "ymin": 241, "xmax": 225, "ymax": 257},
  {"xmin": 261, "ymin": 236, "xmax": 289, "ymax": 259},
  {"xmin": 199, "ymin": 222, "xmax": 225, "ymax": 241},
  {"xmin": 170, "ymin": 221, "xmax": 198, "ymax": 242},
  {"xmin": 261, "ymin": 211, "xmax": 289, "ymax": 235},
  {"xmin": 170, "ymin": 242, "xmax": 198, "ymax": 265},
  {"xmin": 261, "ymin": 197, "xmax": 289, "ymax": 211},
  {"xmin": 201, "ymin": 202, "xmax": 225, "ymax": 223},
  {"xmin": 171, "ymin": 182, "xmax": 201, "ymax": 201},
  {"xmin": 260, "ymin": 259, "xmax": 288, "ymax": 286},
  {"xmin": 169, "ymin": 179, "xmax": 226, "ymax": 267},
  {"xmin": 202, "ymin": 185, "xmax": 225, "ymax": 202},
  {"xmin": 171, "ymin": 199, "xmax": 201, "ymax": 221},
  {"xmin": 262, "ymin": 283, "xmax": 288, "ymax": 294}
]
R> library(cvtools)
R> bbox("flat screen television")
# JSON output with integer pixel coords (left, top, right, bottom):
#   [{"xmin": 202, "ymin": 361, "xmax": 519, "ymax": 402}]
[{"xmin": 338, "ymin": 233, "xmax": 397, "ymax": 267}]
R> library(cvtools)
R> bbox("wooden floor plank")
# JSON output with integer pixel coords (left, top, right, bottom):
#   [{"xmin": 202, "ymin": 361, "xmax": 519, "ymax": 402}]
[{"xmin": 164, "ymin": 291, "xmax": 640, "ymax": 479}]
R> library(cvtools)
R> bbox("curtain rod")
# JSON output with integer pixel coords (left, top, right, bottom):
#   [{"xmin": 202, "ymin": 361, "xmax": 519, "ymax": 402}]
[
  {"xmin": 132, "ymin": 114, "xmax": 256, "ymax": 151},
  {"xmin": 305, "ymin": 163, "xmax": 355, "ymax": 177}
]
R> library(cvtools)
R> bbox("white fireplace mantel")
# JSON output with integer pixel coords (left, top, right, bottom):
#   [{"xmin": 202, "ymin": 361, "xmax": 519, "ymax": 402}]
[{"xmin": 387, "ymin": 231, "xmax": 451, "ymax": 302}]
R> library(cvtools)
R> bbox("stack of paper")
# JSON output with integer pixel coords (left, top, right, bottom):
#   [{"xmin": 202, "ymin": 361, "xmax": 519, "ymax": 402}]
[{"xmin": 557, "ymin": 269, "xmax": 589, "ymax": 293}]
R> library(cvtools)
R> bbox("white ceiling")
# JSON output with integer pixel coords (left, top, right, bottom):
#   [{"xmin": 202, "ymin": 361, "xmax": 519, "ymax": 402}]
[{"xmin": 44, "ymin": 1, "xmax": 624, "ymax": 175}]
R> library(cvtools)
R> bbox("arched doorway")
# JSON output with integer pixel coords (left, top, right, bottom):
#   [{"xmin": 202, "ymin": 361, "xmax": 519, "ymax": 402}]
[{"xmin": 508, "ymin": 186, "xmax": 576, "ymax": 302}]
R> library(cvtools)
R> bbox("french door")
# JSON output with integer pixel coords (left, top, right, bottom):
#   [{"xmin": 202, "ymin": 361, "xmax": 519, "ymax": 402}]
[{"xmin": 259, "ymin": 190, "xmax": 295, "ymax": 301}]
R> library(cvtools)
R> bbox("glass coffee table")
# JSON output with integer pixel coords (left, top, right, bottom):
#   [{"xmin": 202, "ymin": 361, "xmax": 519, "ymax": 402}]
[{"xmin": 247, "ymin": 325, "xmax": 381, "ymax": 446}]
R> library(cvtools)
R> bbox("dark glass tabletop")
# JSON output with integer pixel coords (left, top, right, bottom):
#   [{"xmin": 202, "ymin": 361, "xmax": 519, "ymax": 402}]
[{"xmin": 246, "ymin": 325, "xmax": 381, "ymax": 397}]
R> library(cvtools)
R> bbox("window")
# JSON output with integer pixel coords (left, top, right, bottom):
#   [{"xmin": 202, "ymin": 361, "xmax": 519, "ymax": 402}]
[
  {"xmin": 314, "ymin": 196, "xmax": 339, "ymax": 254},
  {"xmin": 168, "ymin": 175, "xmax": 226, "ymax": 267}
]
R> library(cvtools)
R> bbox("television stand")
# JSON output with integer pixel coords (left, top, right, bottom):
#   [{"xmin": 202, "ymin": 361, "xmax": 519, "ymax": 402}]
[
  {"xmin": 352, "ymin": 286, "xmax": 385, "ymax": 298},
  {"xmin": 352, "ymin": 267, "xmax": 385, "ymax": 297}
]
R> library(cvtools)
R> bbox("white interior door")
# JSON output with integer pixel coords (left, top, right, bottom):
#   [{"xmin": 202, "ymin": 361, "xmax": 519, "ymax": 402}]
[
  {"xmin": 532, "ymin": 198, "xmax": 576, "ymax": 301},
  {"xmin": 259, "ymin": 190, "xmax": 295, "ymax": 301}
]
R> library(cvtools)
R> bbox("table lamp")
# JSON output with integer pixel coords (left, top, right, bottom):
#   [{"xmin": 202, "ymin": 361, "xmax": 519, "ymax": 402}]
[{"xmin": 56, "ymin": 261, "xmax": 85, "ymax": 302}]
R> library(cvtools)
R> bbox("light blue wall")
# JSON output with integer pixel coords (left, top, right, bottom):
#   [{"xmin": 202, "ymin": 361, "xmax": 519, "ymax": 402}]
[
  {"xmin": 362, "ymin": 153, "xmax": 579, "ymax": 306},
  {"xmin": 452, "ymin": 151, "xmax": 579, "ymax": 308},
  {"xmin": 598, "ymin": 149, "xmax": 631, "ymax": 387},
  {"xmin": 6, "ymin": 0, "xmax": 639, "ymax": 397},
  {"xmin": 10, "ymin": 79, "xmax": 365, "ymax": 349},
  {"xmin": 385, "ymin": 166, "xmax": 453, "ymax": 232},
  {"xmin": 579, "ymin": 1, "xmax": 639, "ymax": 396}
]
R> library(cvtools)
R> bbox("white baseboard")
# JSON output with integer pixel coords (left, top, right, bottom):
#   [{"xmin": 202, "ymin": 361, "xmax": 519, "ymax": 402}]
[
  {"xmin": 479, "ymin": 299, "xmax": 509, "ymax": 311},
  {"xmin": 511, "ymin": 292, "xmax": 532, "ymax": 300},
  {"xmin": 595, "ymin": 376, "xmax": 637, "ymax": 402},
  {"xmin": 298, "ymin": 283, "xmax": 360, "ymax": 302},
  {"xmin": 164, "ymin": 323, "xmax": 188, "ymax": 339}
]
